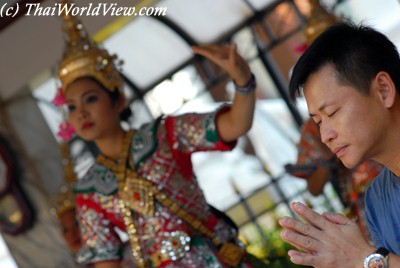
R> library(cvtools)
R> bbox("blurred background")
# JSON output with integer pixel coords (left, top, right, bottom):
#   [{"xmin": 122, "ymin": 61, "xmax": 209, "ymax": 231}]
[{"xmin": 1, "ymin": 0, "xmax": 400, "ymax": 267}]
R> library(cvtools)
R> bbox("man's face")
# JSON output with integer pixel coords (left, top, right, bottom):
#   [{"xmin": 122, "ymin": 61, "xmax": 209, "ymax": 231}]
[{"xmin": 303, "ymin": 64, "xmax": 384, "ymax": 168}]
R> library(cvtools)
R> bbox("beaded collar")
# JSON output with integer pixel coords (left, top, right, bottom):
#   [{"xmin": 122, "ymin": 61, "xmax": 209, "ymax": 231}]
[
  {"xmin": 74, "ymin": 119, "xmax": 160, "ymax": 195},
  {"xmin": 96, "ymin": 129, "xmax": 134, "ymax": 191}
]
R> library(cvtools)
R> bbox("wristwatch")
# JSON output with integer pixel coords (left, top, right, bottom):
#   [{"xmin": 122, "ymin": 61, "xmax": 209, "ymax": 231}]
[{"xmin": 364, "ymin": 247, "xmax": 389, "ymax": 268}]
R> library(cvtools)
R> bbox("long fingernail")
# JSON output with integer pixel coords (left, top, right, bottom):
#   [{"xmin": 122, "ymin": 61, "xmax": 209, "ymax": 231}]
[
  {"xmin": 280, "ymin": 230, "xmax": 289, "ymax": 239},
  {"xmin": 290, "ymin": 255, "xmax": 300, "ymax": 263},
  {"xmin": 279, "ymin": 217, "xmax": 289, "ymax": 225},
  {"xmin": 294, "ymin": 202, "xmax": 305, "ymax": 212}
]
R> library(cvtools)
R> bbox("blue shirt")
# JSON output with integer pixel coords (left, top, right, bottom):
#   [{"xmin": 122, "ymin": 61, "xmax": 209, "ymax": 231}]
[{"xmin": 365, "ymin": 167, "xmax": 400, "ymax": 254}]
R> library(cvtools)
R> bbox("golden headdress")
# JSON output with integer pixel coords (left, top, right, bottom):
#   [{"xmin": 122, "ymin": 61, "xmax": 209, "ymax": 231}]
[
  {"xmin": 304, "ymin": 0, "xmax": 340, "ymax": 45},
  {"xmin": 57, "ymin": 0, "xmax": 123, "ymax": 93},
  {"xmin": 55, "ymin": 142, "xmax": 77, "ymax": 217}
]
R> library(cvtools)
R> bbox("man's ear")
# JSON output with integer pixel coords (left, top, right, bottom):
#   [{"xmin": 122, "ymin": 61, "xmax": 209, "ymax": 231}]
[{"xmin": 374, "ymin": 71, "xmax": 397, "ymax": 108}]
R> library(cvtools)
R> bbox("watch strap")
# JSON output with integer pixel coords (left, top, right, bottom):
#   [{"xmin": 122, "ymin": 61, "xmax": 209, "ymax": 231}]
[{"xmin": 376, "ymin": 247, "xmax": 389, "ymax": 257}]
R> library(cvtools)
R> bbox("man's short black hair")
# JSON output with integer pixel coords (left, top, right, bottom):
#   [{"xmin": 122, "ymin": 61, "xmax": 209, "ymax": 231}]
[{"xmin": 289, "ymin": 21, "xmax": 400, "ymax": 102}]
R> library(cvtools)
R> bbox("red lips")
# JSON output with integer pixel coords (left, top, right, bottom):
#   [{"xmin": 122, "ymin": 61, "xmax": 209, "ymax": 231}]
[{"xmin": 81, "ymin": 122, "xmax": 94, "ymax": 130}]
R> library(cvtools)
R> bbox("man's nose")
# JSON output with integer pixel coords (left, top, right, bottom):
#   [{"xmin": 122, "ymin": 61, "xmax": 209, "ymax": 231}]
[{"xmin": 320, "ymin": 123, "xmax": 337, "ymax": 145}]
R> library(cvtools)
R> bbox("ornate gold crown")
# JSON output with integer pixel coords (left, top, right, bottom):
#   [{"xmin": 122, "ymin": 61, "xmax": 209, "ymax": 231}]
[
  {"xmin": 55, "ymin": 142, "xmax": 77, "ymax": 217},
  {"xmin": 304, "ymin": 0, "xmax": 339, "ymax": 45},
  {"xmin": 57, "ymin": 0, "xmax": 123, "ymax": 93}
]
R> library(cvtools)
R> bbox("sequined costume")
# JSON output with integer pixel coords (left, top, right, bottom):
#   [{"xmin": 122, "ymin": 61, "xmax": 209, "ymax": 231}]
[
  {"xmin": 74, "ymin": 108, "xmax": 259, "ymax": 267},
  {"xmin": 289, "ymin": 118, "xmax": 383, "ymax": 238}
]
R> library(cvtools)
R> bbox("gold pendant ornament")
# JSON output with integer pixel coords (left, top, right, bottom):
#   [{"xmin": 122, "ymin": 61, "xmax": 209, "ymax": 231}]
[
  {"xmin": 121, "ymin": 176, "xmax": 155, "ymax": 216},
  {"xmin": 218, "ymin": 242, "xmax": 245, "ymax": 267}
]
